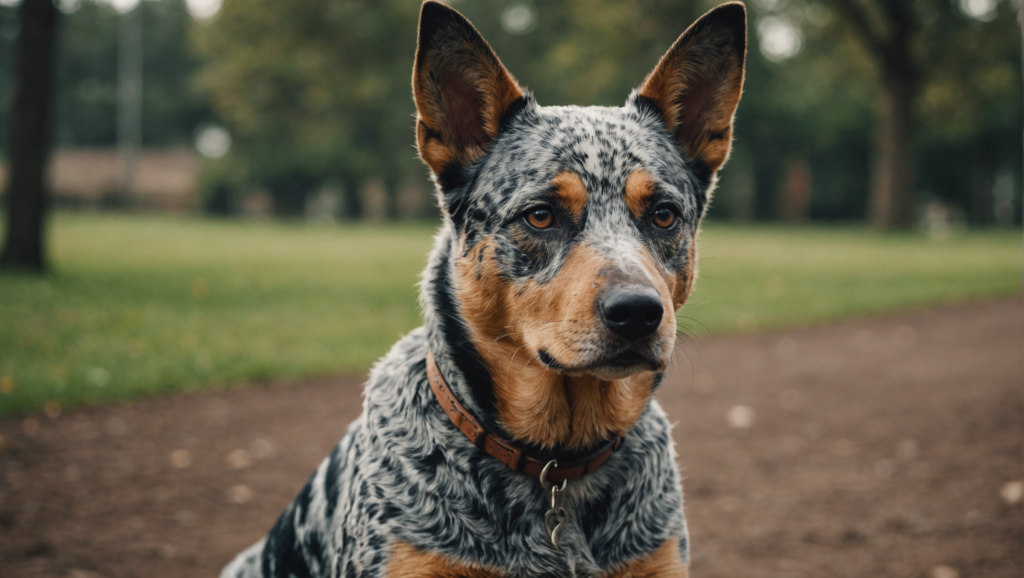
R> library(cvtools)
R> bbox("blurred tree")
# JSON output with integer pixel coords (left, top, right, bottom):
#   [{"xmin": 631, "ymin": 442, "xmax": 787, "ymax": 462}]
[
  {"xmin": 192, "ymin": 0, "xmax": 721, "ymax": 216},
  {"xmin": 192, "ymin": 0, "xmax": 423, "ymax": 217},
  {"xmin": 1, "ymin": 0, "xmax": 59, "ymax": 273},
  {"xmin": 0, "ymin": 5, "xmax": 19, "ymax": 155},
  {"xmin": 147, "ymin": 0, "xmax": 1023, "ymax": 224},
  {"xmin": 821, "ymin": 0, "xmax": 1021, "ymax": 228},
  {"xmin": 53, "ymin": 0, "xmax": 214, "ymax": 147},
  {"xmin": 0, "ymin": 0, "xmax": 215, "ymax": 149},
  {"xmin": 913, "ymin": 0, "xmax": 1021, "ymax": 225},
  {"xmin": 827, "ymin": 0, "xmax": 919, "ymax": 229}
]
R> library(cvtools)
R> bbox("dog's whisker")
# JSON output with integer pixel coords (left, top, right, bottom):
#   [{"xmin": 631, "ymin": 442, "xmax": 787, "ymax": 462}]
[
  {"xmin": 674, "ymin": 328, "xmax": 705, "ymax": 360},
  {"xmin": 677, "ymin": 315, "xmax": 715, "ymax": 340},
  {"xmin": 492, "ymin": 332, "xmax": 520, "ymax": 343}
]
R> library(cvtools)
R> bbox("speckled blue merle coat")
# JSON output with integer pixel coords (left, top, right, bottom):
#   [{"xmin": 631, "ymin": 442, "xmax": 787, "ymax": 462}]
[{"xmin": 222, "ymin": 2, "xmax": 746, "ymax": 577}]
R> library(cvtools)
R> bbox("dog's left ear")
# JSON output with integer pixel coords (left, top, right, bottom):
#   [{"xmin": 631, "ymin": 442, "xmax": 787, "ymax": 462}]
[
  {"xmin": 413, "ymin": 1, "xmax": 526, "ymax": 179},
  {"xmin": 635, "ymin": 2, "xmax": 747, "ymax": 175}
]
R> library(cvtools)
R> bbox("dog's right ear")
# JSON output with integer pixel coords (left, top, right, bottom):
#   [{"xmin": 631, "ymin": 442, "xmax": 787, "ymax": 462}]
[
  {"xmin": 413, "ymin": 1, "xmax": 526, "ymax": 181},
  {"xmin": 634, "ymin": 3, "xmax": 746, "ymax": 176}
]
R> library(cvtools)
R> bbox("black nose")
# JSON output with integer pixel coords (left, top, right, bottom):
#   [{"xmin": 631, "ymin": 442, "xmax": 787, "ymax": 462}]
[{"xmin": 599, "ymin": 287, "xmax": 664, "ymax": 341}]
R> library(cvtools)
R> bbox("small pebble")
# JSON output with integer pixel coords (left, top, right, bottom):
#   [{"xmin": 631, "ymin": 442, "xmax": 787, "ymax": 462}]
[
  {"xmin": 928, "ymin": 565, "xmax": 959, "ymax": 578},
  {"xmin": 228, "ymin": 484, "xmax": 254, "ymax": 505},
  {"xmin": 169, "ymin": 449, "xmax": 193, "ymax": 469},
  {"xmin": 250, "ymin": 438, "xmax": 275, "ymax": 459},
  {"xmin": 226, "ymin": 449, "xmax": 254, "ymax": 470},
  {"xmin": 999, "ymin": 480, "xmax": 1024, "ymax": 506},
  {"xmin": 68, "ymin": 570, "xmax": 105, "ymax": 578},
  {"xmin": 726, "ymin": 405, "xmax": 756, "ymax": 429}
]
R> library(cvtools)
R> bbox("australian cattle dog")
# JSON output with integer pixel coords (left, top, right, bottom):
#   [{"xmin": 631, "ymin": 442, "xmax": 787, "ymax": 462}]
[{"xmin": 223, "ymin": 1, "xmax": 746, "ymax": 576}]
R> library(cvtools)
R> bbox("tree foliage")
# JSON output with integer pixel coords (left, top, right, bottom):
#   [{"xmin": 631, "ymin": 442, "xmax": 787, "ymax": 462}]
[
  {"xmin": 727, "ymin": 0, "xmax": 1020, "ymax": 224},
  {"xmin": 192, "ymin": 0, "xmax": 423, "ymax": 216},
  {"xmin": 0, "ymin": 0, "xmax": 1017, "ymax": 223},
  {"xmin": 192, "ymin": 0, "xmax": 1019, "ymax": 223},
  {"xmin": 0, "ymin": 0, "xmax": 212, "ymax": 150}
]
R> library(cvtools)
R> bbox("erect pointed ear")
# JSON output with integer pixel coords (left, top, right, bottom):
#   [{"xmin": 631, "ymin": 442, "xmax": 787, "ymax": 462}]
[
  {"xmin": 413, "ymin": 1, "xmax": 527, "ymax": 179},
  {"xmin": 636, "ymin": 2, "xmax": 746, "ymax": 175}
]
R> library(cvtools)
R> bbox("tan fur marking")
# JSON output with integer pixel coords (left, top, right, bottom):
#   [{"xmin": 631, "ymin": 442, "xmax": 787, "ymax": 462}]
[
  {"xmin": 602, "ymin": 539, "xmax": 689, "ymax": 578},
  {"xmin": 417, "ymin": 122, "xmax": 460, "ymax": 178},
  {"xmin": 671, "ymin": 240, "xmax": 698, "ymax": 309},
  {"xmin": 550, "ymin": 171, "xmax": 588, "ymax": 221},
  {"xmin": 639, "ymin": 5, "xmax": 745, "ymax": 173},
  {"xmin": 455, "ymin": 238, "xmax": 512, "ymax": 337},
  {"xmin": 624, "ymin": 169, "xmax": 657, "ymax": 219},
  {"xmin": 388, "ymin": 540, "xmax": 503, "ymax": 578},
  {"xmin": 563, "ymin": 371, "xmax": 658, "ymax": 450},
  {"xmin": 455, "ymin": 240, "xmax": 675, "ymax": 450}
]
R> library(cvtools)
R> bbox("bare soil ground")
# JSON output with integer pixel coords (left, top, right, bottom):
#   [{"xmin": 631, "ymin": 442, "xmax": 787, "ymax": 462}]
[{"xmin": 1, "ymin": 298, "xmax": 1021, "ymax": 578}]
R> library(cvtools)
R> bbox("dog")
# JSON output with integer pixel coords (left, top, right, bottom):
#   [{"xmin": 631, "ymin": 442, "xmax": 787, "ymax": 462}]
[{"xmin": 222, "ymin": 2, "xmax": 745, "ymax": 576}]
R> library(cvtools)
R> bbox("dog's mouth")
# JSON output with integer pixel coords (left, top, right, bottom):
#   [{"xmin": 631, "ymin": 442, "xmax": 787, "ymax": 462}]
[
  {"xmin": 606, "ymin": 349, "xmax": 654, "ymax": 368},
  {"xmin": 537, "ymin": 347, "xmax": 664, "ymax": 379}
]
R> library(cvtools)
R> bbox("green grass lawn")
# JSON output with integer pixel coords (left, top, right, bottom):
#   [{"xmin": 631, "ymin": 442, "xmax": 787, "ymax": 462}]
[
  {"xmin": 0, "ymin": 214, "xmax": 1020, "ymax": 416},
  {"xmin": 685, "ymin": 225, "xmax": 1021, "ymax": 335}
]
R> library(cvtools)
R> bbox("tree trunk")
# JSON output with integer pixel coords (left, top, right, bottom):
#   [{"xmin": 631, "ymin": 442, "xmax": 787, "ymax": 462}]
[
  {"xmin": 969, "ymin": 138, "xmax": 994, "ymax": 226},
  {"xmin": 340, "ymin": 175, "xmax": 363, "ymax": 220},
  {"xmin": 869, "ymin": 72, "xmax": 916, "ymax": 229},
  {"xmin": 1, "ymin": 0, "xmax": 59, "ymax": 273}
]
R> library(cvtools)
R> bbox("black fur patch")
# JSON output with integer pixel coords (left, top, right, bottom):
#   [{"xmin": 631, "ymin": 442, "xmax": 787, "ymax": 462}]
[
  {"xmin": 262, "ymin": 503, "xmax": 313, "ymax": 578},
  {"xmin": 430, "ymin": 237, "xmax": 498, "ymax": 426},
  {"xmin": 323, "ymin": 444, "xmax": 343, "ymax": 518}
]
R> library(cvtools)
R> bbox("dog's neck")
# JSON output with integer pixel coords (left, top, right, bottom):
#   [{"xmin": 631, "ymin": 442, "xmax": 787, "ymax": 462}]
[
  {"xmin": 421, "ymin": 224, "xmax": 502, "ymax": 431},
  {"xmin": 420, "ymin": 224, "xmax": 659, "ymax": 456}
]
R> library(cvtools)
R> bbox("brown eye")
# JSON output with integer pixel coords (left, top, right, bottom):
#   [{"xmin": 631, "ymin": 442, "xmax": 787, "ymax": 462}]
[
  {"xmin": 653, "ymin": 207, "xmax": 676, "ymax": 229},
  {"xmin": 526, "ymin": 208, "xmax": 554, "ymax": 229}
]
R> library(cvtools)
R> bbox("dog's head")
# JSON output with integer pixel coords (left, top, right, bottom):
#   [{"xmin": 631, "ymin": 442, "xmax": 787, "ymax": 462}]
[{"xmin": 416, "ymin": 1, "xmax": 745, "ymax": 449}]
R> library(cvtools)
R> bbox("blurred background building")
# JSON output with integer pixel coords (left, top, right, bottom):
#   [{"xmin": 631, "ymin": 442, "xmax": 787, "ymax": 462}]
[{"xmin": 0, "ymin": 0, "xmax": 1020, "ymax": 227}]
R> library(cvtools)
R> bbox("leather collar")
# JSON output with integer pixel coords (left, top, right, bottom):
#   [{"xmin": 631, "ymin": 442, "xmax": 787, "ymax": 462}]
[{"xmin": 426, "ymin": 351, "xmax": 623, "ymax": 483}]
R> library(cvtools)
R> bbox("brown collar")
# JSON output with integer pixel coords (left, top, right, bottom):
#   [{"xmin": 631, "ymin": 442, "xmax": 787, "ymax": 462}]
[{"xmin": 426, "ymin": 351, "xmax": 623, "ymax": 483}]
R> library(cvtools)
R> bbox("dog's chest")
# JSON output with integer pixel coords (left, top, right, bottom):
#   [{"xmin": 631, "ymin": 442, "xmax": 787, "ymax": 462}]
[{"xmin": 317, "ymin": 329, "xmax": 689, "ymax": 578}]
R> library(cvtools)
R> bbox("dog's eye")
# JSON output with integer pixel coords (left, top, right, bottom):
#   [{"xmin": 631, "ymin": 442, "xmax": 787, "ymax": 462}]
[
  {"xmin": 526, "ymin": 207, "xmax": 555, "ymax": 229},
  {"xmin": 653, "ymin": 206, "xmax": 677, "ymax": 229}
]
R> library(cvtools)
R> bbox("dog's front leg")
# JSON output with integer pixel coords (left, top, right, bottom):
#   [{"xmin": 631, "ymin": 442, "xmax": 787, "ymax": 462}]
[
  {"xmin": 386, "ymin": 540, "xmax": 504, "ymax": 578},
  {"xmin": 603, "ymin": 538, "xmax": 689, "ymax": 578}
]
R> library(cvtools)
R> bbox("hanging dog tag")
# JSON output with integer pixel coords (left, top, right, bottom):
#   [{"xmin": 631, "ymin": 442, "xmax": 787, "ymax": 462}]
[
  {"xmin": 540, "ymin": 461, "xmax": 569, "ymax": 549},
  {"xmin": 544, "ymin": 486, "xmax": 568, "ymax": 548}
]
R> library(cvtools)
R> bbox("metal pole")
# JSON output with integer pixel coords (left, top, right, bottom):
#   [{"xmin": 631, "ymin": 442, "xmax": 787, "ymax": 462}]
[{"xmin": 117, "ymin": 3, "xmax": 142, "ymax": 208}]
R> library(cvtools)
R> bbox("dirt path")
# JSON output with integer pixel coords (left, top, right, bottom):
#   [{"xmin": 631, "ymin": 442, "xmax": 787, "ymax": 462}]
[{"xmin": 1, "ymin": 298, "xmax": 1021, "ymax": 578}]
